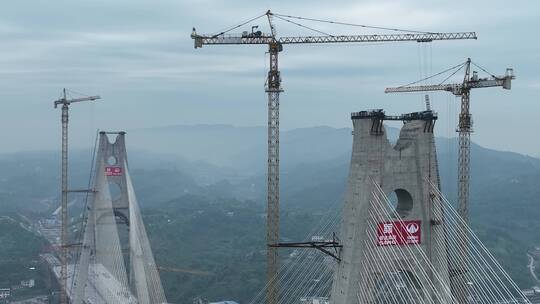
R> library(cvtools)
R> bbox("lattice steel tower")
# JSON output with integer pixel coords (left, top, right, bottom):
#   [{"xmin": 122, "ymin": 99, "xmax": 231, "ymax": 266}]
[{"xmin": 53, "ymin": 89, "xmax": 100, "ymax": 304}]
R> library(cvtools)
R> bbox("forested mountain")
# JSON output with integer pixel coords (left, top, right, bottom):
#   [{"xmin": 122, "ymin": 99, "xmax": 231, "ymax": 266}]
[{"xmin": 0, "ymin": 124, "xmax": 538, "ymax": 303}]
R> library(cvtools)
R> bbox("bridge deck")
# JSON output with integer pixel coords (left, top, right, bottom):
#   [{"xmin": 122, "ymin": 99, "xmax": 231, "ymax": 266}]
[{"xmin": 42, "ymin": 253, "xmax": 138, "ymax": 304}]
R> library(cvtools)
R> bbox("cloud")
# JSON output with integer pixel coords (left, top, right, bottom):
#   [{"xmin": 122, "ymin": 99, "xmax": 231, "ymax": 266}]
[
  {"xmin": 0, "ymin": 0, "xmax": 538, "ymax": 156},
  {"xmin": 525, "ymin": 80, "xmax": 540, "ymax": 89}
]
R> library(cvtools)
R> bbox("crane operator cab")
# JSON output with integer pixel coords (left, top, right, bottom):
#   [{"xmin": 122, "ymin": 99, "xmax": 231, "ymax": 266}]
[{"xmin": 242, "ymin": 25, "xmax": 263, "ymax": 38}]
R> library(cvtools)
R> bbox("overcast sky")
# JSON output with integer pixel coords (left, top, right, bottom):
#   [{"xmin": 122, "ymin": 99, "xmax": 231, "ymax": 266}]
[{"xmin": 0, "ymin": 0, "xmax": 538, "ymax": 156}]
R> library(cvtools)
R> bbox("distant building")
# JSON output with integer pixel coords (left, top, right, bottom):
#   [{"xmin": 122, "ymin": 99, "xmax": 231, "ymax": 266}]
[
  {"xmin": 21, "ymin": 279, "xmax": 35, "ymax": 288},
  {"xmin": 300, "ymin": 297, "xmax": 329, "ymax": 304},
  {"xmin": 0, "ymin": 288, "xmax": 10, "ymax": 299},
  {"xmin": 523, "ymin": 287, "xmax": 540, "ymax": 304},
  {"xmin": 192, "ymin": 297, "xmax": 208, "ymax": 304},
  {"xmin": 42, "ymin": 218, "xmax": 59, "ymax": 226},
  {"xmin": 523, "ymin": 289, "xmax": 535, "ymax": 296},
  {"xmin": 289, "ymin": 249, "xmax": 300, "ymax": 258},
  {"xmin": 311, "ymin": 235, "xmax": 325, "ymax": 242}
]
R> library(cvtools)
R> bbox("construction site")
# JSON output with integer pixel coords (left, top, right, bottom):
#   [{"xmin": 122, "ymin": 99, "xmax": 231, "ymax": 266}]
[{"xmin": 0, "ymin": 3, "xmax": 539, "ymax": 304}]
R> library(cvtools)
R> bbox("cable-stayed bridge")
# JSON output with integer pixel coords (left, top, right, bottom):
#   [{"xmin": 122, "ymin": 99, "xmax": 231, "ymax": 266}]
[
  {"xmin": 249, "ymin": 110, "xmax": 534, "ymax": 304},
  {"xmin": 41, "ymin": 117, "xmax": 536, "ymax": 304},
  {"xmin": 48, "ymin": 132, "xmax": 167, "ymax": 304}
]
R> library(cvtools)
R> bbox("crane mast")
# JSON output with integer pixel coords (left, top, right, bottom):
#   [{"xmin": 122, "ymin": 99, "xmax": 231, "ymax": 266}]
[
  {"xmin": 266, "ymin": 80, "xmax": 280, "ymax": 302},
  {"xmin": 455, "ymin": 62, "xmax": 472, "ymax": 304},
  {"xmin": 191, "ymin": 12, "xmax": 476, "ymax": 304},
  {"xmin": 385, "ymin": 59, "xmax": 515, "ymax": 304},
  {"xmin": 265, "ymin": 11, "xmax": 282, "ymax": 304},
  {"xmin": 53, "ymin": 89, "xmax": 101, "ymax": 304}
]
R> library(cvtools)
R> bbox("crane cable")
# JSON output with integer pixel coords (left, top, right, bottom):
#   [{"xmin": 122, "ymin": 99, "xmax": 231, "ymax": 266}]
[
  {"xmin": 437, "ymin": 64, "xmax": 465, "ymax": 85},
  {"xmin": 209, "ymin": 11, "xmax": 441, "ymax": 38},
  {"xmin": 66, "ymin": 89, "xmax": 94, "ymax": 99},
  {"xmin": 396, "ymin": 61, "xmax": 467, "ymax": 88},
  {"xmin": 272, "ymin": 13, "xmax": 436, "ymax": 34},
  {"xmin": 471, "ymin": 61, "xmax": 497, "ymax": 78},
  {"xmin": 273, "ymin": 15, "xmax": 334, "ymax": 37},
  {"xmin": 211, "ymin": 13, "xmax": 267, "ymax": 37},
  {"xmin": 392, "ymin": 59, "xmax": 497, "ymax": 90}
]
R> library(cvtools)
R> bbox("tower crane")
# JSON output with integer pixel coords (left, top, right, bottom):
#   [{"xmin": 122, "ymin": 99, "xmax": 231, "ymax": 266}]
[
  {"xmin": 191, "ymin": 11, "xmax": 476, "ymax": 304},
  {"xmin": 384, "ymin": 58, "xmax": 515, "ymax": 304},
  {"xmin": 53, "ymin": 89, "xmax": 101, "ymax": 304}
]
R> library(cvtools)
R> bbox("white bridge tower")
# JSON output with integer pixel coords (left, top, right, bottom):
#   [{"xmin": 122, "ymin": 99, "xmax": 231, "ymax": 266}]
[{"xmin": 71, "ymin": 132, "xmax": 167, "ymax": 304}]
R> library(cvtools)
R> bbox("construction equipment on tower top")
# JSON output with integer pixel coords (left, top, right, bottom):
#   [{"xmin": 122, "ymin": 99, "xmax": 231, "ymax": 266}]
[
  {"xmin": 384, "ymin": 58, "xmax": 515, "ymax": 304},
  {"xmin": 191, "ymin": 11, "xmax": 477, "ymax": 304}
]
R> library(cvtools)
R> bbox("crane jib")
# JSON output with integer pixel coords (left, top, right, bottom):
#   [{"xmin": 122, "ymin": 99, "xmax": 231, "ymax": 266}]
[
  {"xmin": 192, "ymin": 32, "xmax": 477, "ymax": 47},
  {"xmin": 384, "ymin": 78, "xmax": 513, "ymax": 95}
]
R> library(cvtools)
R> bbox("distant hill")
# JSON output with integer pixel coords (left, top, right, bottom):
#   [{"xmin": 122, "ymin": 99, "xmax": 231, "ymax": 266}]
[
  {"xmin": 127, "ymin": 125, "xmax": 355, "ymax": 175},
  {"xmin": 0, "ymin": 124, "xmax": 539, "ymax": 302},
  {"xmin": 0, "ymin": 215, "xmax": 48, "ymax": 299},
  {"xmin": 128, "ymin": 124, "xmax": 540, "ymax": 289}
]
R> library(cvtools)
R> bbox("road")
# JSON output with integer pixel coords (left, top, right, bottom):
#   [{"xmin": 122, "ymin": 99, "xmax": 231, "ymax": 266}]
[
  {"xmin": 527, "ymin": 253, "xmax": 540, "ymax": 285},
  {"xmin": 10, "ymin": 295, "xmax": 49, "ymax": 304}
]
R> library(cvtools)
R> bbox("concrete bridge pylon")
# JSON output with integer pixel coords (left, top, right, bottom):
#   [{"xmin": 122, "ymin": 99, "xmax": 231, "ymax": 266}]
[
  {"xmin": 330, "ymin": 110, "xmax": 453, "ymax": 304},
  {"xmin": 71, "ymin": 132, "xmax": 167, "ymax": 304}
]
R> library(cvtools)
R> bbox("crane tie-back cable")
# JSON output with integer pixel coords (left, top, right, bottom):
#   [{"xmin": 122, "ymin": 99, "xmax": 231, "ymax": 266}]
[
  {"xmin": 396, "ymin": 61, "xmax": 467, "ymax": 88},
  {"xmin": 65, "ymin": 89, "xmax": 94, "ymax": 98},
  {"xmin": 392, "ymin": 59, "xmax": 502, "ymax": 89},
  {"xmin": 471, "ymin": 61, "xmax": 497, "ymax": 78},
  {"xmin": 437, "ymin": 64, "xmax": 465, "ymax": 85},
  {"xmin": 272, "ymin": 13, "xmax": 436, "ymax": 34},
  {"xmin": 273, "ymin": 15, "xmax": 334, "ymax": 37},
  {"xmin": 209, "ymin": 11, "xmax": 444, "ymax": 39},
  {"xmin": 212, "ymin": 13, "xmax": 267, "ymax": 37}
]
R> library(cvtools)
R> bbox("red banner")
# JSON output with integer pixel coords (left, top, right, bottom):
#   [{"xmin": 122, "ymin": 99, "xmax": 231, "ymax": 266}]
[
  {"xmin": 105, "ymin": 166, "xmax": 122, "ymax": 176},
  {"xmin": 376, "ymin": 220, "xmax": 421, "ymax": 246}
]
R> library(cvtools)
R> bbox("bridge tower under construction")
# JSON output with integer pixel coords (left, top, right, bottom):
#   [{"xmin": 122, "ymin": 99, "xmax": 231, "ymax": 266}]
[
  {"xmin": 330, "ymin": 110, "xmax": 454, "ymax": 304},
  {"xmin": 70, "ymin": 132, "xmax": 167, "ymax": 304}
]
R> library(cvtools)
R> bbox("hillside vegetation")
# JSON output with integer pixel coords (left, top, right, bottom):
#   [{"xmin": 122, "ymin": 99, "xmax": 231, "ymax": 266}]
[{"xmin": 0, "ymin": 125, "xmax": 538, "ymax": 303}]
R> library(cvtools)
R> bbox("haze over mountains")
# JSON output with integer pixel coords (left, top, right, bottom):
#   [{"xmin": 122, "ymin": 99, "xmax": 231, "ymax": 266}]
[
  {"xmin": 2, "ymin": 122, "xmax": 539, "ymax": 239},
  {"xmin": 0, "ymin": 123, "xmax": 539, "ymax": 302}
]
